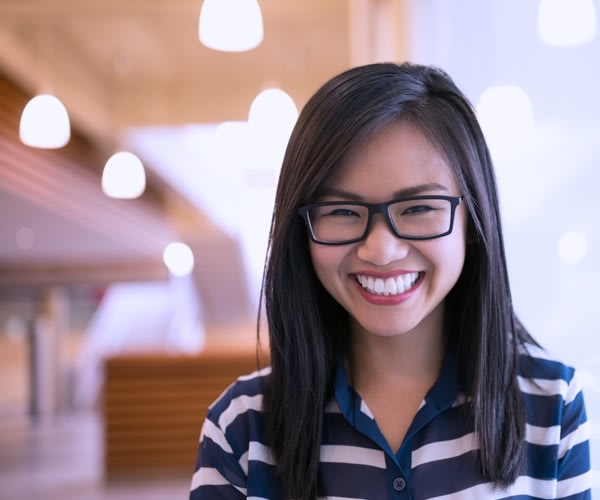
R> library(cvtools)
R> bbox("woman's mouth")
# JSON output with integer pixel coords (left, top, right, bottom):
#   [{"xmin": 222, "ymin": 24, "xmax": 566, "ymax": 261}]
[{"xmin": 355, "ymin": 272, "xmax": 422, "ymax": 296}]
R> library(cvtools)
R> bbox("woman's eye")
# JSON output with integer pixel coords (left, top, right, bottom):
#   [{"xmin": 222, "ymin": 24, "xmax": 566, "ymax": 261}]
[
  {"xmin": 403, "ymin": 205, "xmax": 434, "ymax": 215},
  {"xmin": 324, "ymin": 208, "xmax": 360, "ymax": 217}
]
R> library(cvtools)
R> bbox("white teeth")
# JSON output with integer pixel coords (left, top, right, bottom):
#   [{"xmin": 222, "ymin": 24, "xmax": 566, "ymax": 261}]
[
  {"xmin": 356, "ymin": 272, "xmax": 420, "ymax": 296},
  {"xmin": 367, "ymin": 276, "xmax": 375, "ymax": 290},
  {"xmin": 402, "ymin": 274, "xmax": 411, "ymax": 290},
  {"xmin": 384, "ymin": 278, "xmax": 397, "ymax": 295}
]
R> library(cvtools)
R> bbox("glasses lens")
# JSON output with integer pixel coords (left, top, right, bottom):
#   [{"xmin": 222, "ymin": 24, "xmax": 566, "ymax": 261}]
[
  {"xmin": 308, "ymin": 203, "xmax": 368, "ymax": 243},
  {"xmin": 388, "ymin": 198, "xmax": 453, "ymax": 238}
]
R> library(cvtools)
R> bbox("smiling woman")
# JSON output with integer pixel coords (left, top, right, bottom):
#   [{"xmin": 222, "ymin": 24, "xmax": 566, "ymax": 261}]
[{"xmin": 188, "ymin": 62, "xmax": 591, "ymax": 500}]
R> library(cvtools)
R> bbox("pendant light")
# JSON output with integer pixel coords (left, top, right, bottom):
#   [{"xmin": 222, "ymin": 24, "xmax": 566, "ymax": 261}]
[
  {"xmin": 247, "ymin": 88, "xmax": 298, "ymax": 169},
  {"xmin": 101, "ymin": 151, "xmax": 146, "ymax": 199},
  {"xmin": 537, "ymin": 0, "xmax": 598, "ymax": 47},
  {"xmin": 163, "ymin": 242, "xmax": 195, "ymax": 276},
  {"xmin": 199, "ymin": 0, "xmax": 264, "ymax": 52},
  {"xmin": 476, "ymin": 85, "xmax": 534, "ymax": 164},
  {"xmin": 19, "ymin": 94, "xmax": 71, "ymax": 148}
]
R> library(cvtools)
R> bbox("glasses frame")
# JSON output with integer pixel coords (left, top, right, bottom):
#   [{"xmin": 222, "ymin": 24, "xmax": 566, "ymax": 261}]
[{"xmin": 298, "ymin": 195, "xmax": 464, "ymax": 245}]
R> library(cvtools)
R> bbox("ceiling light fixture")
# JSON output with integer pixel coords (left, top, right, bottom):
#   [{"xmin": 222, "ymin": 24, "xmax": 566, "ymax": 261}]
[
  {"xmin": 198, "ymin": 0, "xmax": 264, "ymax": 52},
  {"xmin": 476, "ymin": 85, "xmax": 534, "ymax": 164},
  {"xmin": 163, "ymin": 242, "xmax": 195, "ymax": 276},
  {"xmin": 102, "ymin": 151, "xmax": 146, "ymax": 199},
  {"xmin": 19, "ymin": 94, "xmax": 71, "ymax": 148},
  {"xmin": 247, "ymin": 88, "xmax": 298, "ymax": 170},
  {"xmin": 537, "ymin": 0, "xmax": 598, "ymax": 47},
  {"xmin": 558, "ymin": 230, "xmax": 588, "ymax": 264}
]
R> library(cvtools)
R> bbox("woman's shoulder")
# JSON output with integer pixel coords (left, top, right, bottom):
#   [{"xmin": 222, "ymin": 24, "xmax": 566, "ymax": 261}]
[
  {"xmin": 517, "ymin": 343, "xmax": 581, "ymax": 400},
  {"xmin": 205, "ymin": 366, "xmax": 271, "ymax": 426}
]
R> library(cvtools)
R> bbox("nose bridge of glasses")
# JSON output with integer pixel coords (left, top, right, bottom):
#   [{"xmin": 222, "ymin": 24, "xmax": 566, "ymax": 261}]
[
  {"xmin": 366, "ymin": 202, "xmax": 400, "ymax": 239},
  {"xmin": 357, "ymin": 204, "xmax": 411, "ymax": 263}
]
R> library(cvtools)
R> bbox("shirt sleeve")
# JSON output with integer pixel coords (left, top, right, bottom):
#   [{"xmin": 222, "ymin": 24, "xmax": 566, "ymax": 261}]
[
  {"xmin": 556, "ymin": 370, "xmax": 592, "ymax": 499},
  {"xmin": 189, "ymin": 415, "xmax": 247, "ymax": 500}
]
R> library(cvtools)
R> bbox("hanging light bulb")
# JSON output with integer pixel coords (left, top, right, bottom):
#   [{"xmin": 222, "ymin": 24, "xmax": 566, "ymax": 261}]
[
  {"xmin": 102, "ymin": 151, "xmax": 146, "ymax": 199},
  {"xmin": 247, "ymin": 88, "xmax": 298, "ymax": 170},
  {"xmin": 19, "ymin": 94, "xmax": 71, "ymax": 148},
  {"xmin": 163, "ymin": 242, "xmax": 195, "ymax": 276},
  {"xmin": 199, "ymin": 0, "xmax": 264, "ymax": 52},
  {"xmin": 537, "ymin": 0, "xmax": 598, "ymax": 47},
  {"xmin": 476, "ymin": 85, "xmax": 534, "ymax": 164},
  {"xmin": 248, "ymin": 88, "xmax": 298, "ymax": 133}
]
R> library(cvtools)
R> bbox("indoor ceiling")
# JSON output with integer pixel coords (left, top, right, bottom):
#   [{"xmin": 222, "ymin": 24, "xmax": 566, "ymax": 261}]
[
  {"xmin": 0, "ymin": 0, "xmax": 356, "ymax": 146},
  {"xmin": 0, "ymin": 0, "xmax": 408, "ymax": 292}
]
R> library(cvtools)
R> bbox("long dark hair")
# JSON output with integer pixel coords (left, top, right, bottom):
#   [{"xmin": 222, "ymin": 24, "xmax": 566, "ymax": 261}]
[{"xmin": 261, "ymin": 62, "xmax": 532, "ymax": 499}]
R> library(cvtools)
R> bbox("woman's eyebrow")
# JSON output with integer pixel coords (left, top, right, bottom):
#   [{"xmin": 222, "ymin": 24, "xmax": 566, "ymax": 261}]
[
  {"xmin": 319, "ymin": 188, "xmax": 364, "ymax": 201},
  {"xmin": 392, "ymin": 183, "xmax": 449, "ymax": 198},
  {"xmin": 320, "ymin": 183, "xmax": 449, "ymax": 200}
]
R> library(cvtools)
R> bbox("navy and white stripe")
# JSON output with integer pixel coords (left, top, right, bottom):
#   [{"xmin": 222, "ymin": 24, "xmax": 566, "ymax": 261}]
[{"xmin": 190, "ymin": 345, "xmax": 591, "ymax": 499}]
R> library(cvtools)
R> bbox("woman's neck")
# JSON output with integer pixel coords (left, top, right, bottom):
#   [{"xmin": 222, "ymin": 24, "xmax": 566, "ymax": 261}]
[
  {"xmin": 347, "ymin": 309, "xmax": 446, "ymax": 388},
  {"xmin": 345, "ymin": 310, "xmax": 447, "ymax": 453}
]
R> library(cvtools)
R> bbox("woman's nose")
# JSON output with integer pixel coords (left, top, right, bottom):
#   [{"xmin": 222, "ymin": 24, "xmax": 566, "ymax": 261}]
[{"xmin": 355, "ymin": 214, "xmax": 411, "ymax": 265}]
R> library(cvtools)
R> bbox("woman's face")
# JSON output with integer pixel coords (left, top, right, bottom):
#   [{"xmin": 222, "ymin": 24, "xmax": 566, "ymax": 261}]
[{"xmin": 308, "ymin": 121, "xmax": 468, "ymax": 342}]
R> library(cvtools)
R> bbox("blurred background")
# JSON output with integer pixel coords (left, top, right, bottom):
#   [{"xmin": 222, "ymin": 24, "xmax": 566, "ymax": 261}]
[{"xmin": 0, "ymin": 0, "xmax": 598, "ymax": 498}]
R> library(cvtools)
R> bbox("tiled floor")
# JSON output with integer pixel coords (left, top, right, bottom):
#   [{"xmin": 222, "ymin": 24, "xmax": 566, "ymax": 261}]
[{"xmin": 0, "ymin": 410, "xmax": 191, "ymax": 500}]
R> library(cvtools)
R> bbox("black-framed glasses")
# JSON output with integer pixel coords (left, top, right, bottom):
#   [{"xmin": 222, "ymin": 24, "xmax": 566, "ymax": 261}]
[{"xmin": 298, "ymin": 195, "xmax": 464, "ymax": 245}]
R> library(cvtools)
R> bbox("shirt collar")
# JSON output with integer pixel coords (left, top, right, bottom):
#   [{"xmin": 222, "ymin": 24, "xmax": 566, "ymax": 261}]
[{"xmin": 334, "ymin": 346, "xmax": 461, "ymax": 419}]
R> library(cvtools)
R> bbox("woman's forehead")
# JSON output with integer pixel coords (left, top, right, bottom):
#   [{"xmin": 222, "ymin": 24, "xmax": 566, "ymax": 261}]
[{"xmin": 323, "ymin": 122, "xmax": 460, "ymax": 198}]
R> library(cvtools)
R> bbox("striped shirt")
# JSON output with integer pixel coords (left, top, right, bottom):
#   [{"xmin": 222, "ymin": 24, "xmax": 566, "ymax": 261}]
[{"xmin": 189, "ymin": 344, "xmax": 591, "ymax": 499}]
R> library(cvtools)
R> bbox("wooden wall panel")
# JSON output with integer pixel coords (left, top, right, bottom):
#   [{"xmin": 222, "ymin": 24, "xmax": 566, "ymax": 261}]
[{"xmin": 102, "ymin": 351, "xmax": 265, "ymax": 477}]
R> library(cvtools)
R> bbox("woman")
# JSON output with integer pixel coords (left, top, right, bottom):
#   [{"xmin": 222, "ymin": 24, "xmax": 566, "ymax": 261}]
[{"xmin": 190, "ymin": 62, "xmax": 591, "ymax": 499}]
